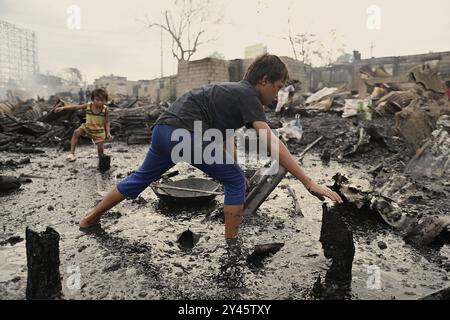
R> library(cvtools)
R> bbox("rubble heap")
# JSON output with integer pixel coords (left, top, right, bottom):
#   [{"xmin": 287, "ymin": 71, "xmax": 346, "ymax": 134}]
[{"xmin": 0, "ymin": 94, "xmax": 167, "ymax": 152}]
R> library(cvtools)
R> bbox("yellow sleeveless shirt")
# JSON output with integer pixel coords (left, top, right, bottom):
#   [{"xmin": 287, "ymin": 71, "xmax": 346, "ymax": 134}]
[{"xmin": 79, "ymin": 102, "xmax": 108, "ymax": 142}]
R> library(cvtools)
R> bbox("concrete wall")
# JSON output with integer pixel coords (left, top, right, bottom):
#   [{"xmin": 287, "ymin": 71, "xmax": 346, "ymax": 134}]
[
  {"xmin": 228, "ymin": 59, "xmax": 245, "ymax": 82},
  {"xmin": 279, "ymin": 56, "xmax": 311, "ymax": 92},
  {"xmin": 176, "ymin": 56, "xmax": 310, "ymax": 98},
  {"xmin": 176, "ymin": 58, "xmax": 229, "ymax": 97}
]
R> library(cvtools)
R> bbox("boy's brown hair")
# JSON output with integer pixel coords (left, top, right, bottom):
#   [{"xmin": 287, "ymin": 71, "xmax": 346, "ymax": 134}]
[
  {"xmin": 244, "ymin": 54, "xmax": 289, "ymax": 85},
  {"xmin": 91, "ymin": 88, "xmax": 109, "ymax": 102}
]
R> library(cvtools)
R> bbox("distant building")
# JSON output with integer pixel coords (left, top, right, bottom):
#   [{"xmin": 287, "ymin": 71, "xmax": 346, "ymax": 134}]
[
  {"xmin": 92, "ymin": 74, "xmax": 177, "ymax": 103},
  {"xmin": 93, "ymin": 74, "xmax": 137, "ymax": 97},
  {"xmin": 0, "ymin": 20, "xmax": 39, "ymax": 89},
  {"xmin": 137, "ymin": 76, "xmax": 176, "ymax": 103}
]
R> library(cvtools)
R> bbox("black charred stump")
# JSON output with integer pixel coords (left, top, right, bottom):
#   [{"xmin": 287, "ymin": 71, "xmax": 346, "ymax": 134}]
[
  {"xmin": 26, "ymin": 227, "xmax": 62, "ymax": 300},
  {"xmin": 61, "ymin": 140, "xmax": 71, "ymax": 151},
  {"xmin": 316, "ymin": 203, "xmax": 355, "ymax": 299},
  {"xmin": 98, "ymin": 154, "xmax": 111, "ymax": 172},
  {"xmin": 0, "ymin": 176, "xmax": 21, "ymax": 193},
  {"xmin": 320, "ymin": 149, "xmax": 331, "ymax": 165},
  {"xmin": 247, "ymin": 243, "xmax": 284, "ymax": 268},
  {"xmin": 0, "ymin": 176, "xmax": 32, "ymax": 193}
]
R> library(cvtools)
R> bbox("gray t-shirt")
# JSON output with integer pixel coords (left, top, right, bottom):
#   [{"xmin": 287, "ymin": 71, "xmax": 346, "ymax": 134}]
[{"xmin": 154, "ymin": 80, "xmax": 267, "ymax": 136}]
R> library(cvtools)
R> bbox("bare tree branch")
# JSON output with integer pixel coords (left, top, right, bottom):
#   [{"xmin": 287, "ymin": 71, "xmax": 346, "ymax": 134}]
[
  {"xmin": 188, "ymin": 29, "xmax": 205, "ymax": 60},
  {"xmin": 287, "ymin": 17, "xmax": 298, "ymax": 61},
  {"xmin": 143, "ymin": 0, "xmax": 222, "ymax": 62}
]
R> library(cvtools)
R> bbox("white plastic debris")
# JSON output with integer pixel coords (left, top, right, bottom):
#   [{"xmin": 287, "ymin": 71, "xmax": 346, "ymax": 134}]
[
  {"xmin": 278, "ymin": 114, "xmax": 303, "ymax": 142},
  {"xmin": 342, "ymin": 97, "xmax": 372, "ymax": 119},
  {"xmin": 275, "ymin": 89, "xmax": 290, "ymax": 113}
]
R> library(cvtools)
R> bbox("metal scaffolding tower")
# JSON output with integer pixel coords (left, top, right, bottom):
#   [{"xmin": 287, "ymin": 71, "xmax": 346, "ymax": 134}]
[{"xmin": 0, "ymin": 20, "xmax": 40, "ymax": 88}]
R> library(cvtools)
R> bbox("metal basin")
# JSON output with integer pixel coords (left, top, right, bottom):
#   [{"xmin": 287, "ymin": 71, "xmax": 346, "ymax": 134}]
[{"xmin": 152, "ymin": 178, "xmax": 221, "ymax": 205}]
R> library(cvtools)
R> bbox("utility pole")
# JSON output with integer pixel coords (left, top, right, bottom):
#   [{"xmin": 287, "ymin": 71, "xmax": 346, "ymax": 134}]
[
  {"xmin": 160, "ymin": 26, "xmax": 164, "ymax": 78},
  {"xmin": 257, "ymin": 0, "xmax": 262, "ymax": 41},
  {"xmin": 369, "ymin": 43, "xmax": 375, "ymax": 58}
]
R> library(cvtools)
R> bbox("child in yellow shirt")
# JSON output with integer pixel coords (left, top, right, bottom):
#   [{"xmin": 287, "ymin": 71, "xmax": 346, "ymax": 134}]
[{"xmin": 55, "ymin": 88, "xmax": 112, "ymax": 161}]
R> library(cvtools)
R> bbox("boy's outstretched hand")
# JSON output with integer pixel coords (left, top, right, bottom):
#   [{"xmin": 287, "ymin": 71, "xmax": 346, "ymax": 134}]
[
  {"xmin": 307, "ymin": 181, "xmax": 343, "ymax": 203},
  {"xmin": 54, "ymin": 107, "xmax": 64, "ymax": 113}
]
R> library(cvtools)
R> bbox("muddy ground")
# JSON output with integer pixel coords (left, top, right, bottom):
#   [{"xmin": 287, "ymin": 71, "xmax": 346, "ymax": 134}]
[{"xmin": 1, "ymin": 112, "xmax": 449, "ymax": 300}]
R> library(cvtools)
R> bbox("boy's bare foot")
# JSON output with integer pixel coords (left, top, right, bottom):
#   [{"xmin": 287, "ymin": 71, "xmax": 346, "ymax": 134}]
[
  {"xmin": 66, "ymin": 153, "xmax": 76, "ymax": 162},
  {"xmin": 79, "ymin": 214, "xmax": 100, "ymax": 229}
]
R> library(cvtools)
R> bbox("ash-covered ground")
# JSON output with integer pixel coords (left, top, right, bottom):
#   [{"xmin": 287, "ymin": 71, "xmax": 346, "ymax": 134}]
[{"xmin": 1, "ymin": 112, "xmax": 449, "ymax": 300}]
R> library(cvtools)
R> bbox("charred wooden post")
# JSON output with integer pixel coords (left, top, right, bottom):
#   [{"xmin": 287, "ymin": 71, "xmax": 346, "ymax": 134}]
[
  {"xmin": 0, "ymin": 176, "xmax": 22, "ymax": 193},
  {"xmin": 317, "ymin": 203, "xmax": 355, "ymax": 299},
  {"xmin": 247, "ymin": 243, "xmax": 284, "ymax": 267},
  {"xmin": 26, "ymin": 227, "xmax": 62, "ymax": 300},
  {"xmin": 98, "ymin": 154, "xmax": 111, "ymax": 172}
]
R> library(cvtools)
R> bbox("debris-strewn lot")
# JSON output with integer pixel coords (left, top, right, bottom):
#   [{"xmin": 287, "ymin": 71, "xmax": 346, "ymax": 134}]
[
  {"xmin": 0, "ymin": 142, "xmax": 448, "ymax": 300},
  {"xmin": 1, "ymin": 64, "xmax": 449, "ymax": 300}
]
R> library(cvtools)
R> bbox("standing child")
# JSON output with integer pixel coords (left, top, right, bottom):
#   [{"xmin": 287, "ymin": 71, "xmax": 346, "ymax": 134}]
[{"xmin": 55, "ymin": 88, "xmax": 112, "ymax": 162}]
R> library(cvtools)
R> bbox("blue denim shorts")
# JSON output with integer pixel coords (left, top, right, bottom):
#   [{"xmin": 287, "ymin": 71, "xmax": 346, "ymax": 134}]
[{"xmin": 117, "ymin": 124, "xmax": 245, "ymax": 205}]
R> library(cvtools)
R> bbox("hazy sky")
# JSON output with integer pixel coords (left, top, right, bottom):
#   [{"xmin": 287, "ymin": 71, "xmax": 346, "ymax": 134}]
[{"xmin": 1, "ymin": 0, "xmax": 449, "ymax": 83}]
